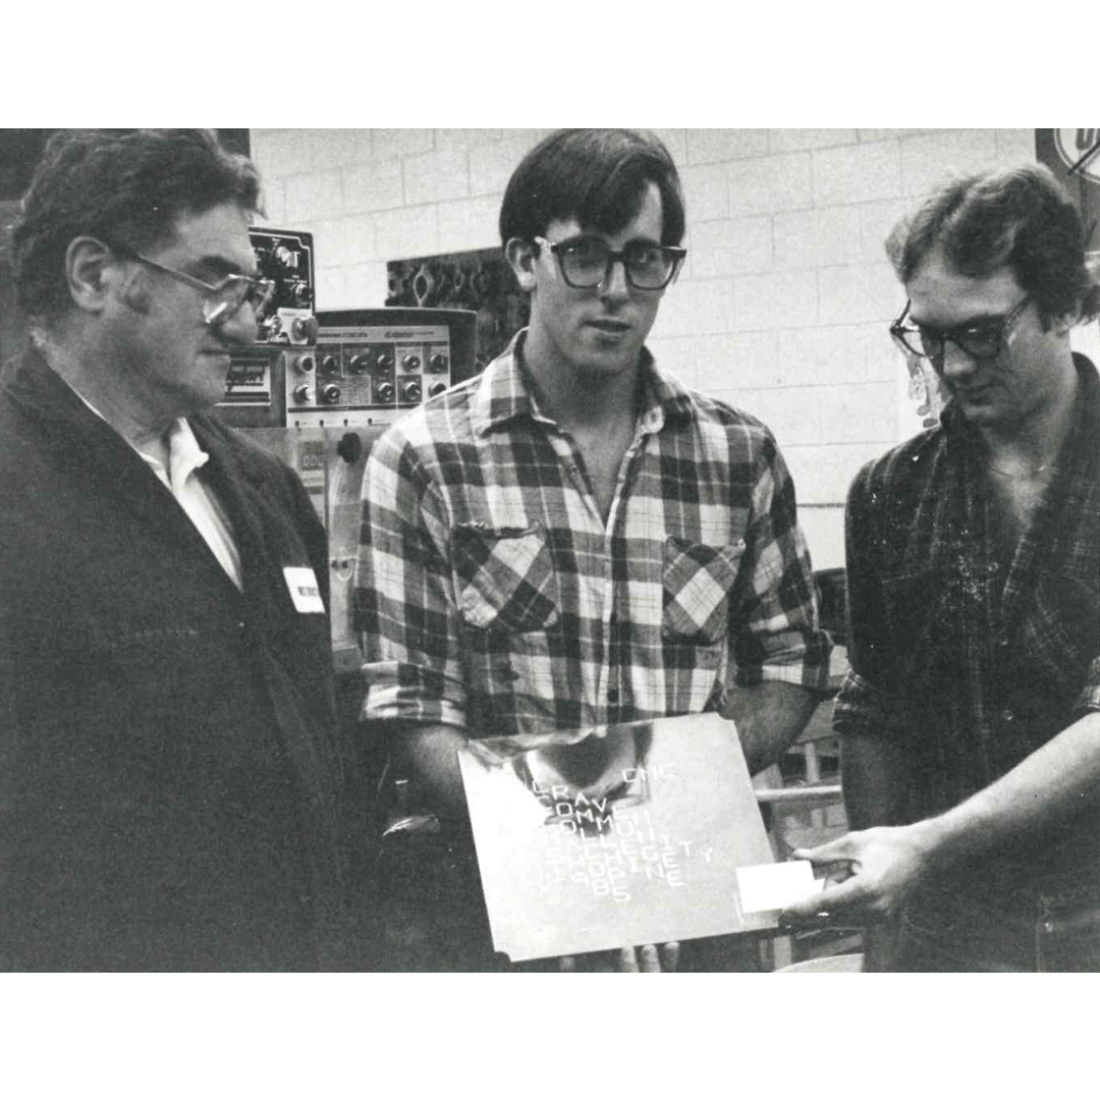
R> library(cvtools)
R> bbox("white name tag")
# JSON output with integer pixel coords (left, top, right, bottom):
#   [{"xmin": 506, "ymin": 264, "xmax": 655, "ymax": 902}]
[{"xmin": 283, "ymin": 566, "xmax": 325, "ymax": 614}]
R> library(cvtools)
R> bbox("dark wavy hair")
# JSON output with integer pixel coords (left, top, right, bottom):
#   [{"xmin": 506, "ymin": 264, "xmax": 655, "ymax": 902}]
[
  {"xmin": 11, "ymin": 129, "xmax": 262, "ymax": 325},
  {"xmin": 499, "ymin": 129, "xmax": 685, "ymax": 250},
  {"xmin": 885, "ymin": 162, "xmax": 1100, "ymax": 328}
]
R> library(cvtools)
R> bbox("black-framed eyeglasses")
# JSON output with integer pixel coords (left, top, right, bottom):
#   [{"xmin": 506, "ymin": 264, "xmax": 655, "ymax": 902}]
[
  {"xmin": 107, "ymin": 240, "xmax": 275, "ymax": 326},
  {"xmin": 534, "ymin": 234, "xmax": 686, "ymax": 291},
  {"xmin": 889, "ymin": 295, "xmax": 1031, "ymax": 367}
]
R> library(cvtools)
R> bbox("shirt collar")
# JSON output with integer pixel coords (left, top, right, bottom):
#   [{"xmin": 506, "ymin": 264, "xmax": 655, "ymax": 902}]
[
  {"xmin": 470, "ymin": 328, "xmax": 696, "ymax": 437},
  {"xmin": 62, "ymin": 375, "xmax": 209, "ymax": 492}
]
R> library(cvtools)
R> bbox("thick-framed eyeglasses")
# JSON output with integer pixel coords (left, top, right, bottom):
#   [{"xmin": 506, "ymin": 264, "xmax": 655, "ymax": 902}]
[
  {"xmin": 889, "ymin": 296, "xmax": 1031, "ymax": 367},
  {"xmin": 107, "ymin": 240, "xmax": 275, "ymax": 326},
  {"xmin": 534, "ymin": 234, "xmax": 686, "ymax": 291}
]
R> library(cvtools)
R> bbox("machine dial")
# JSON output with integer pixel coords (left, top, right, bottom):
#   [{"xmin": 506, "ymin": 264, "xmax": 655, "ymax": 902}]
[
  {"xmin": 320, "ymin": 383, "xmax": 341, "ymax": 404},
  {"xmin": 292, "ymin": 383, "xmax": 313, "ymax": 404},
  {"xmin": 348, "ymin": 354, "xmax": 370, "ymax": 374},
  {"xmin": 402, "ymin": 354, "xmax": 421, "ymax": 371},
  {"xmin": 401, "ymin": 380, "xmax": 422, "ymax": 403},
  {"xmin": 322, "ymin": 354, "xmax": 341, "ymax": 375},
  {"xmin": 375, "ymin": 381, "xmax": 395, "ymax": 403}
]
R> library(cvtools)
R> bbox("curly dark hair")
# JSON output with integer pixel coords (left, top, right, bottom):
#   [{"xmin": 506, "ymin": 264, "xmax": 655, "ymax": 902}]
[
  {"xmin": 885, "ymin": 162, "xmax": 1100, "ymax": 328},
  {"xmin": 499, "ymin": 129, "xmax": 685, "ymax": 250},
  {"xmin": 11, "ymin": 129, "xmax": 262, "ymax": 325}
]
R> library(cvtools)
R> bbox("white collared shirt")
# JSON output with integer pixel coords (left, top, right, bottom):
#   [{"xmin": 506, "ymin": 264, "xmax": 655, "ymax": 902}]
[{"xmin": 132, "ymin": 418, "xmax": 243, "ymax": 590}]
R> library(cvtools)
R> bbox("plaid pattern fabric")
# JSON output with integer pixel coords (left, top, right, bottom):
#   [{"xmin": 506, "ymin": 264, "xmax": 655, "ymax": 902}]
[
  {"xmin": 356, "ymin": 331, "xmax": 831, "ymax": 739},
  {"xmin": 835, "ymin": 354, "xmax": 1100, "ymax": 827}
]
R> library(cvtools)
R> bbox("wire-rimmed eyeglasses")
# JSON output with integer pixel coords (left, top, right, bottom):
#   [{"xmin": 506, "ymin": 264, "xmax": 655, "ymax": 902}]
[{"xmin": 107, "ymin": 239, "xmax": 274, "ymax": 326}]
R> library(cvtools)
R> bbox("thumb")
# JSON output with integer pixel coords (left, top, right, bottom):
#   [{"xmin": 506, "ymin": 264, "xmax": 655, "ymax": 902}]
[{"xmin": 791, "ymin": 833, "xmax": 855, "ymax": 865}]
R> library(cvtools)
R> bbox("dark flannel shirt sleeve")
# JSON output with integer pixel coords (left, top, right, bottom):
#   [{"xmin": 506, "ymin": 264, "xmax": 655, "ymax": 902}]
[
  {"xmin": 354, "ymin": 428, "xmax": 467, "ymax": 728},
  {"xmin": 831, "ymin": 459, "xmax": 904, "ymax": 742},
  {"xmin": 730, "ymin": 430, "xmax": 832, "ymax": 693}
]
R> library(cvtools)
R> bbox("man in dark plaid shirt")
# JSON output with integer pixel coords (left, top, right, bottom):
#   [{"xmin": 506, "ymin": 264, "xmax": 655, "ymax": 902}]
[
  {"xmin": 356, "ymin": 130, "xmax": 831, "ymax": 970},
  {"xmin": 785, "ymin": 164, "xmax": 1100, "ymax": 971}
]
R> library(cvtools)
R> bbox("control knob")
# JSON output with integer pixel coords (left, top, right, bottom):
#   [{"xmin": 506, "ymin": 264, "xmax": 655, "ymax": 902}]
[
  {"xmin": 292, "ymin": 383, "xmax": 313, "ymax": 404},
  {"xmin": 402, "ymin": 354, "xmax": 421, "ymax": 371},
  {"xmin": 401, "ymin": 380, "xmax": 422, "ymax": 403},
  {"xmin": 294, "ymin": 354, "xmax": 315, "ymax": 374},
  {"xmin": 429, "ymin": 353, "xmax": 448, "ymax": 371},
  {"xmin": 375, "ymin": 381, "xmax": 395, "ymax": 403},
  {"xmin": 427, "ymin": 381, "xmax": 448, "ymax": 398},
  {"xmin": 322, "ymin": 354, "xmax": 341, "ymax": 375},
  {"xmin": 348, "ymin": 354, "xmax": 370, "ymax": 374},
  {"xmin": 320, "ymin": 383, "xmax": 341, "ymax": 405}
]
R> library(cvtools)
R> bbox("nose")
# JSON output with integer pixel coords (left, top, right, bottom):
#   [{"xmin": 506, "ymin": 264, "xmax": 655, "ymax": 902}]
[
  {"xmin": 938, "ymin": 337, "xmax": 978, "ymax": 382},
  {"xmin": 598, "ymin": 257, "xmax": 632, "ymax": 303},
  {"xmin": 216, "ymin": 299, "xmax": 259, "ymax": 345}
]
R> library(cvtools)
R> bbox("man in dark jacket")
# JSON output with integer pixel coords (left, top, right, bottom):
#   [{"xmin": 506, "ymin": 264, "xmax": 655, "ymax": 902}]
[{"xmin": 0, "ymin": 129, "xmax": 350, "ymax": 970}]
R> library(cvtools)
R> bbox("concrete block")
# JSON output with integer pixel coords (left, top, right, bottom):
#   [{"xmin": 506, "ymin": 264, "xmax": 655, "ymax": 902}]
[
  {"xmin": 783, "ymin": 442, "xmax": 888, "ymax": 505},
  {"xmin": 731, "ymin": 386, "xmax": 824, "ymax": 447},
  {"xmin": 342, "ymin": 159, "xmax": 403, "ymax": 215},
  {"xmin": 372, "ymin": 129, "xmax": 435, "ymax": 160},
  {"xmin": 818, "ymin": 262, "xmax": 902, "ymax": 324},
  {"xmin": 686, "ymin": 129, "xmax": 769, "ymax": 165},
  {"xmin": 342, "ymin": 261, "xmax": 390, "ymax": 309},
  {"xmin": 695, "ymin": 331, "xmax": 780, "ymax": 391},
  {"xmin": 403, "ymin": 147, "xmax": 469, "ymax": 206},
  {"xmin": 857, "ymin": 129, "xmax": 934, "ymax": 143},
  {"xmin": 315, "ymin": 130, "xmax": 374, "ymax": 168},
  {"xmin": 813, "ymin": 141, "xmax": 902, "ymax": 206},
  {"xmin": 437, "ymin": 194, "xmax": 502, "ymax": 254},
  {"xmin": 681, "ymin": 163, "xmax": 729, "ymax": 224},
  {"xmin": 769, "ymin": 129, "xmax": 858, "ymax": 153},
  {"xmin": 794, "ymin": 505, "xmax": 845, "ymax": 570},
  {"xmin": 650, "ymin": 279, "xmax": 734, "ymax": 337},
  {"xmin": 251, "ymin": 129, "xmax": 323, "ymax": 179},
  {"xmin": 434, "ymin": 129, "xmax": 503, "ymax": 152},
  {"xmin": 994, "ymin": 128, "xmax": 1039, "ymax": 165},
  {"xmin": 652, "ymin": 129, "xmax": 688, "ymax": 165},
  {"xmin": 258, "ymin": 180, "xmax": 286, "ymax": 227},
  {"xmin": 819, "ymin": 382, "xmax": 898, "ymax": 444},
  {"xmin": 470, "ymin": 134, "xmax": 540, "ymax": 197},
  {"xmin": 858, "ymin": 198, "xmax": 913, "ymax": 262},
  {"xmin": 734, "ymin": 269, "xmax": 818, "ymax": 330},
  {"xmin": 773, "ymin": 206, "xmax": 863, "ymax": 270},
  {"xmin": 315, "ymin": 266, "xmax": 348, "ymax": 310},
  {"xmin": 728, "ymin": 153, "xmax": 813, "ymax": 215},
  {"xmin": 900, "ymin": 130, "xmax": 999, "ymax": 196},
  {"xmin": 308, "ymin": 215, "xmax": 375, "ymax": 268},
  {"xmin": 284, "ymin": 170, "xmax": 343, "ymax": 224},
  {"xmin": 686, "ymin": 216, "xmax": 772, "ymax": 277},
  {"xmin": 778, "ymin": 323, "xmax": 891, "ymax": 387},
  {"xmin": 374, "ymin": 205, "xmax": 439, "ymax": 262},
  {"xmin": 645, "ymin": 335, "xmax": 697, "ymax": 387}
]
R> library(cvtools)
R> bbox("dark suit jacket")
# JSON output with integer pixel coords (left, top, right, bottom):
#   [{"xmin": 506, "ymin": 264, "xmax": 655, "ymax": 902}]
[{"xmin": 0, "ymin": 346, "xmax": 349, "ymax": 970}]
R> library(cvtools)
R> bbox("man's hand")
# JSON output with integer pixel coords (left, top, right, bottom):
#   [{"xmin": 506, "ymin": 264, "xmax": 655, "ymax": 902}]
[
  {"xmin": 559, "ymin": 942, "xmax": 680, "ymax": 972},
  {"xmin": 779, "ymin": 824, "xmax": 935, "ymax": 926}
]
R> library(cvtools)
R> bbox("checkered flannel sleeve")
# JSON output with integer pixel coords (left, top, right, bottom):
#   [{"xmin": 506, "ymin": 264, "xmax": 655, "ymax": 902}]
[
  {"xmin": 354, "ymin": 428, "xmax": 467, "ymax": 728},
  {"xmin": 729, "ymin": 432, "xmax": 832, "ymax": 693}
]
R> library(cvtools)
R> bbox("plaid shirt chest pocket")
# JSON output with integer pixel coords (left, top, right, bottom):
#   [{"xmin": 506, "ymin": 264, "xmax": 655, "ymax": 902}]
[
  {"xmin": 452, "ymin": 522, "xmax": 560, "ymax": 633},
  {"xmin": 662, "ymin": 537, "xmax": 746, "ymax": 645}
]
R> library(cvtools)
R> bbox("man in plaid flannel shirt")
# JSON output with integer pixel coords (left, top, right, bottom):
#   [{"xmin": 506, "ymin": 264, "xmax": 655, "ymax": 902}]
[
  {"xmin": 356, "ymin": 130, "xmax": 832, "ymax": 970},
  {"xmin": 785, "ymin": 164, "xmax": 1100, "ymax": 971}
]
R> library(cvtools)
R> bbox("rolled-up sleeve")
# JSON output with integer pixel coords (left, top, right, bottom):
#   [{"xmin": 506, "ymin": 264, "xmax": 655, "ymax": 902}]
[
  {"xmin": 731, "ymin": 434, "xmax": 832, "ymax": 694},
  {"xmin": 354, "ymin": 429, "xmax": 467, "ymax": 728}
]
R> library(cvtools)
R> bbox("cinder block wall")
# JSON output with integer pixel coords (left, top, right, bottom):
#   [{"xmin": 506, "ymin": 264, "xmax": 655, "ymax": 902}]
[{"xmin": 251, "ymin": 128, "xmax": 1081, "ymax": 568}]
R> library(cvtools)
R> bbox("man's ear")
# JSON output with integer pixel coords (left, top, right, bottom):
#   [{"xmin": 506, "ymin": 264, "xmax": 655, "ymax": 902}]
[
  {"xmin": 505, "ymin": 236, "xmax": 538, "ymax": 294},
  {"xmin": 64, "ymin": 236, "xmax": 119, "ymax": 315},
  {"xmin": 1048, "ymin": 311, "xmax": 1075, "ymax": 338}
]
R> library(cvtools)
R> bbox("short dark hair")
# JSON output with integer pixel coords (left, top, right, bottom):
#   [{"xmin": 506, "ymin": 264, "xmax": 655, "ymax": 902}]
[
  {"xmin": 11, "ymin": 129, "xmax": 262, "ymax": 325},
  {"xmin": 498, "ymin": 129, "xmax": 685, "ymax": 250},
  {"xmin": 885, "ymin": 162, "xmax": 1100, "ymax": 327}
]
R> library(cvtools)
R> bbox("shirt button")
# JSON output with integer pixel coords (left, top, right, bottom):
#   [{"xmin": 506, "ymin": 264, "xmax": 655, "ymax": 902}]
[{"xmin": 1001, "ymin": 707, "xmax": 1015, "ymax": 723}]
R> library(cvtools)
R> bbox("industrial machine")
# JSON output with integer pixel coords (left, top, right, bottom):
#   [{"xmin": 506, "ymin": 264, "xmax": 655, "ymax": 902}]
[{"xmin": 215, "ymin": 227, "xmax": 479, "ymax": 672}]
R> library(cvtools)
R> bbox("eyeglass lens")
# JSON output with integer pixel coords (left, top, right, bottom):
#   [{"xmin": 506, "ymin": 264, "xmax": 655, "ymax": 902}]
[{"xmin": 560, "ymin": 238, "xmax": 676, "ymax": 289}]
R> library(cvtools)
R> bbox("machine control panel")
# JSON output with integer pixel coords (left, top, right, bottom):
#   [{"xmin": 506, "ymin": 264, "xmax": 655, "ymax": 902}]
[{"xmin": 287, "ymin": 320, "xmax": 457, "ymax": 428}]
